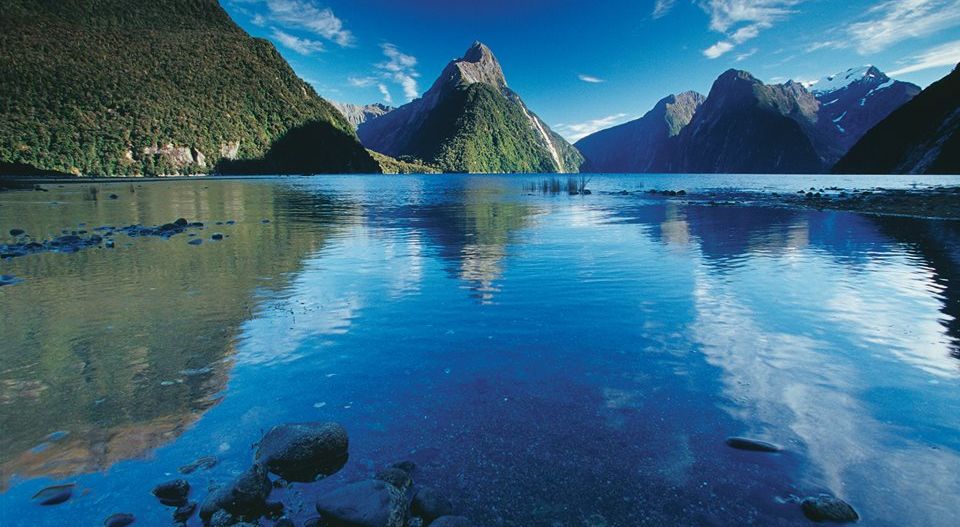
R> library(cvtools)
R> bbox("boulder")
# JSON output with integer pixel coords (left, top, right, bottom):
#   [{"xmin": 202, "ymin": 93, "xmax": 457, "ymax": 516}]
[
  {"xmin": 199, "ymin": 464, "xmax": 272, "ymax": 523},
  {"xmin": 152, "ymin": 479, "xmax": 189, "ymax": 506},
  {"xmin": 412, "ymin": 487, "xmax": 453, "ymax": 525},
  {"xmin": 255, "ymin": 422, "xmax": 348, "ymax": 482},
  {"xmin": 315, "ymin": 479, "xmax": 408, "ymax": 527}
]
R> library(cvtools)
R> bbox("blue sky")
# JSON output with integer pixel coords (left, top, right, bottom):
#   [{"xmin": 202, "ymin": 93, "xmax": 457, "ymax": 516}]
[{"xmin": 223, "ymin": 0, "xmax": 960, "ymax": 142}]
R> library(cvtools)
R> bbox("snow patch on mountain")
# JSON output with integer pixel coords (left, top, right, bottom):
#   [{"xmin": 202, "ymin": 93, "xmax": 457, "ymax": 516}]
[{"xmin": 811, "ymin": 65, "xmax": 878, "ymax": 95}]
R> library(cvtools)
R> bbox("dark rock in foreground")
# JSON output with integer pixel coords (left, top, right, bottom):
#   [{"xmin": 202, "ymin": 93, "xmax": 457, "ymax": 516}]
[
  {"xmin": 174, "ymin": 502, "xmax": 197, "ymax": 522},
  {"xmin": 725, "ymin": 437, "xmax": 781, "ymax": 452},
  {"xmin": 153, "ymin": 479, "xmax": 189, "ymax": 506},
  {"xmin": 412, "ymin": 487, "xmax": 454, "ymax": 525},
  {"xmin": 104, "ymin": 512, "xmax": 135, "ymax": 527},
  {"xmin": 255, "ymin": 422, "xmax": 349, "ymax": 482},
  {"xmin": 801, "ymin": 495, "xmax": 859, "ymax": 523},
  {"xmin": 32, "ymin": 484, "xmax": 74, "ymax": 505},
  {"xmin": 200, "ymin": 464, "xmax": 272, "ymax": 524},
  {"xmin": 316, "ymin": 479, "xmax": 408, "ymax": 527}
]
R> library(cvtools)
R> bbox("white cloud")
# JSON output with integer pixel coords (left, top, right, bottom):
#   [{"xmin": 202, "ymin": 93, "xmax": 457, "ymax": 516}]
[
  {"xmin": 578, "ymin": 74, "xmax": 605, "ymax": 83},
  {"xmin": 263, "ymin": 0, "xmax": 354, "ymax": 47},
  {"xmin": 846, "ymin": 0, "xmax": 960, "ymax": 55},
  {"xmin": 271, "ymin": 29, "xmax": 325, "ymax": 55},
  {"xmin": 376, "ymin": 43, "xmax": 420, "ymax": 101},
  {"xmin": 698, "ymin": 0, "xmax": 803, "ymax": 58},
  {"xmin": 889, "ymin": 39, "xmax": 960, "ymax": 75},
  {"xmin": 377, "ymin": 84, "xmax": 393, "ymax": 105},
  {"xmin": 348, "ymin": 76, "xmax": 377, "ymax": 88},
  {"xmin": 653, "ymin": 0, "xmax": 677, "ymax": 18},
  {"xmin": 554, "ymin": 113, "xmax": 630, "ymax": 142},
  {"xmin": 251, "ymin": 13, "xmax": 266, "ymax": 26},
  {"xmin": 704, "ymin": 41, "xmax": 735, "ymax": 58},
  {"xmin": 735, "ymin": 48, "xmax": 758, "ymax": 61}
]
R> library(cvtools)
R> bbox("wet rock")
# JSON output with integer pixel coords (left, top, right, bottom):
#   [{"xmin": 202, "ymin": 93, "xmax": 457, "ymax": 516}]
[
  {"xmin": 412, "ymin": 487, "xmax": 453, "ymax": 525},
  {"xmin": 9, "ymin": 228, "xmax": 24, "ymax": 236},
  {"xmin": 801, "ymin": 495, "xmax": 859, "ymax": 523},
  {"xmin": 261, "ymin": 219, "xmax": 270, "ymax": 224},
  {"xmin": 390, "ymin": 461, "xmax": 416, "ymax": 474},
  {"xmin": 108, "ymin": 194, "xmax": 119, "ymax": 200},
  {"xmin": 173, "ymin": 502, "xmax": 197, "ymax": 522},
  {"xmin": 0, "ymin": 274, "xmax": 21, "ymax": 287},
  {"xmin": 725, "ymin": 437, "xmax": 781, "ymax": 452},
  {"xmin": 153, "ymin": 479, "xmax": 190, "ymax": 506},
  {"xmin": 303, "ymin": 517, "xmax": 324, "ymax": 527},
  {"xmin": 199, "ymin": 464, "xmax": 271, "ymax": 523},
  {"xmin": 315, "ymin": 479, "xmax": 409, "ymax": 527},
  {"xmin": 32, "ymin": 483, "xmax": 74, "ymax": 505},
  {"xmin": 174, "ymin": 218, "xmax": 189, "ymax": 227},
  {"xmin": 274, "ymin": 519, "xmax": 295, "ymax": 527},
  {"xmin": 211, "ymin": 233, "xmax": 224, "ymax": 241},
  {"xmin": 255, "ymin": 422, "xmax": 349, "ymax": 482},
  {"xmin": 105, "ymin": 239, "xmax": 115, "ymax": 248},
  {"xmin": 188, "ymin": 239, "xmax": 203, "ymax": 246},
  {"xmin": 208, "ymin": 510, "xmax": 236, "ymax": 527},
  {"xmin": 179, "ymin": 456, "xmax": 218, "ymax": 474},
  {"xmin": 104, "ymin": 512, "xmax": 135, "ymax": 526},
  {"xmin": 376, "ymin": 467, "xmax": 412, "ymax": 492},
  {"xmin": 265, "ymin": 500, "xmax": 285, "ymax": 520},
  {"xmin": 430, "ymin": 516, "xmax": 473, "ymax": 527}
]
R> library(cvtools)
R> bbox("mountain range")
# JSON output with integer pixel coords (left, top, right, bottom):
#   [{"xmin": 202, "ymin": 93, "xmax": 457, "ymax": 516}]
[
  {"xmin": 576, "ymin": 66, "xmax": 922, "ymax": 174},
  {"xmin": 0, "ymin": 1, "xmax": 955, "ymax": 176}
]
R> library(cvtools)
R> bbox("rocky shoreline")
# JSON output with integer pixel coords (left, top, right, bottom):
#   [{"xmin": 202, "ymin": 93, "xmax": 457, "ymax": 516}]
[{"xmin": 625, "ymin": 184, "xmax": 960, "ymax": 220}]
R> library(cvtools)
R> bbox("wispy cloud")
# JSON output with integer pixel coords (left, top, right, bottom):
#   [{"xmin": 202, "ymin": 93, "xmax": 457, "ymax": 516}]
[
  {"xmin": 271, "ymin": 29, "xmax": 325, "ymax": 55},
  {"xmin": 260, "ymin": 0, "xmax": 354, "ymax": 47},
  {"xmin": 846, "ymin": 0, "xmax": 960, "ymax": 55},
  {"xmin": 889, "ymin": 39, "xmax": 960, "ymax": 75},
  {"xmin": 377, "ymin": 84, "xmax": 393, "ymax": 105},
  {"xmin": 735, "ymin": 48, "xmax": 758, "ymax": 61},
  {"xmin": 554, "ymin": 113, "xmax": 630, "ymax": 142},
  {"xmin": 653, "ymin": 0, "xmax": 677, "ymax": 18},
  {"xmin": 348, "ymin": 76, "xmax": 377, "ymax": 88},
  {"xmin": 377, "ymin": 43, "xmax": 420, "ymax": 101},
  {"xmin": 699, "ymin": 0, "xmax": 804, "ymax": 59},
  {"xmin": 578, "ymin": 74, "xmax": 605, "ymax": 83}
]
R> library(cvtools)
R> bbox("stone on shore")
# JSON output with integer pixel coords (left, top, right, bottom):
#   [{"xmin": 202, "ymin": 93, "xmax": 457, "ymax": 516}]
[
  {"xmin": 801, "ymin": 495, "xmax": 859, "ymax": 523},
  {"xmin": 255, "ymin": 422, "xmax": 349, "ymax": 482},
  {"xmin": 315, "ymin": 479, "xmax": 409, "ymax": 527},
  {"xmin": 412, "ymin": 487, "xmax": 454, "ymax": 525},
  {"xmin": 152, "ymin": 479, "xmax": 190, "ymax": 506},
  {"xmin": 199, "ymin": 464, "xmax": 272, "ymax": 524}
]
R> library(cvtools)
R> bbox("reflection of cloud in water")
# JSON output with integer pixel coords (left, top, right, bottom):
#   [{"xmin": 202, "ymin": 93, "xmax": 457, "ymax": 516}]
[
  {"xmin": 690, "ymin": 241, "xmax": 960, "ymax": 525},
  {"xmin": 458, "ymin": 243, "xmax": 504, "ymax": 304}
]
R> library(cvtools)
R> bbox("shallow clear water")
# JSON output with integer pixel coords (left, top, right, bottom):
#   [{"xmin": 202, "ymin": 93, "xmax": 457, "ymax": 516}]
[{"xmin": 1, "ymin": 175, "xmax": 959, "ymax": 527}]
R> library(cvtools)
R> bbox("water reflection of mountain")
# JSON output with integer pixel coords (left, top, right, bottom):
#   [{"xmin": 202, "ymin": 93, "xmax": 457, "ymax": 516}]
[
  {"xmin": 0, "ymin": 181, "xmax": 350, "ymax": 488},
  {"xmin": 871, "ymin": 217, "xmax": 960, "ymax": 359},
  {"xmin": 369, "ymin": 181, "xmax": 538, "ymax": 303}
]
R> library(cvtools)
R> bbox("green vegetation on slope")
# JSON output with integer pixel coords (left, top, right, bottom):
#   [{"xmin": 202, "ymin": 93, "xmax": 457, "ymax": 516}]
[
  {"xmin": 367, "ymin": 150, "xmax": 441, "ymax": 174},
  {"xmin": 0, "ymin": 0, "xmax": 377, "ymax": 176},
  {"xmin": 404, "ymin": 83, "xmax": 582, "ymax": 173}
]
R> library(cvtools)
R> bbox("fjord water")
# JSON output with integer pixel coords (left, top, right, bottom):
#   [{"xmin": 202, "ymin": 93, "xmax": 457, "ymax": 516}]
[{"xmin": 1, "ymin": 175, "xmax": 958, "ymax": 526}]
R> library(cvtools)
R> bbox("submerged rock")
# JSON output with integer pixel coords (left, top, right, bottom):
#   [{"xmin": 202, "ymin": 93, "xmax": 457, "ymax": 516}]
[
  {"xmin": 430, "ymin": 516, "xmax": 473, "ymax": 527},
  {"xmin": 376, "ymin": 467, "xmax": 412, "ymax": 493},
  {"xmin": 179, "ymin": 455, "xmax": 218, "ymax": 474},
  {"xmin": 153, "ymin": 479, "xmax": 190, "ymax": 506},
  {"xmin": 199, "ymin": 464, "xmax": 272, "ymax": 523},
  {"xmin": 315, "ymin": 479, "xmax": 409, "ymax": 527},
  {"xmin": 173, "ymin": 502, "xmax": 197, "ymax": 522},
  {"xmin": 32, "ymin": 483, "xmax": 74, "ymax": 505},
  {"xmin": 255, "ymin": 422, "xmax": 349, "ymax": 482},
  {"xmin": 725, "ymin": 437, "xmax": 781, "ymax": 452},
  {"xmin": 412, "ymin": 487, "xmax": 454, "ymax": 525},
  {"xmin": 104, "ymin": 512, "xmax": 135, "ymax": 527},
  {"xmin": 9, "ymin": 228, "xmax": 24, "ymax": 236},
  {"xmin": 801, "ymin": 495, "xmax": 859, "ymax": 523}
]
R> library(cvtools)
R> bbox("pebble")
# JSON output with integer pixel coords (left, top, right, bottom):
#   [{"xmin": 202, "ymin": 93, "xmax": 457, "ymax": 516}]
[
  {"xmin": 187, "ymin": 238, "xmax": 202, "ymax": 245},
  {"xmin": 104, "ymin": 512, "xmax": 135, "ymax": 526},
  {"xmin": 725, "ymin": 437, "xmax": 781, "ymax": 452},
  {"xmin": 178, "ymin": 456, "xmax": 217, "ymax": 474},
  {"xmin": 32, "ymin": 484, "xmax": 74, "ymax": 505},
  {"xmin": 801, "ymin": 495, "xmax": 859, "ymax": 523},
  {"xmin": 255, "ymin": 422, "xmax": 349, "ymax": 482}
]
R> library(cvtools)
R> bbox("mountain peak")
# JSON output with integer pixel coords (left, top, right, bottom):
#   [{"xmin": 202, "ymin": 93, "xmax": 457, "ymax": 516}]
[
  {"xmin": 464, "ymin": 41, "xmax": 493, "ymax": 62},
  {"xmin": 812, "ymin": 65, "xmax": 889, "ymax": 94}
]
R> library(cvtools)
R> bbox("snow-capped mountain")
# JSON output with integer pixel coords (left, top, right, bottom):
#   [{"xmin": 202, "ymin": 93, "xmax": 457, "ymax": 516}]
[{"xmin": 810, "ymin": 66, "xmax": 920, "ymax": 163}]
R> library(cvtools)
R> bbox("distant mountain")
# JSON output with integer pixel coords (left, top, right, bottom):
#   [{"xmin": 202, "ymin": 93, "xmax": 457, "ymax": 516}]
[
  {"xmin": 810, "ymin": 66, "xmax": 920, "ymax": 164},
  {"xmin": 575, "ymin": 92, "xmax": 704, "ymax": 172},
  {"xmin": 834, "ymin": 64, "xmax": 960, "ymax": 175},
  {"xmin": 331, "ymin": 102, "xmax": 394, "ymax": 129},
  {"xmin": 358, "ymin": 42, "xmax": 583, "ymax": 173},
  {"xmin": 672, "ymin": 69, "xmax": 823, "ymax": 173},
  {"xmin": 0, "ymin": 0, "xmax": 378, "ymax": 176}
]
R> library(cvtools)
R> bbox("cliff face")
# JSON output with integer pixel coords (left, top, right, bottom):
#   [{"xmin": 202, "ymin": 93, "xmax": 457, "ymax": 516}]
[
  {"xmin": 0, "ymin": 0, "xmax": 378, "ymax": 176},
  {"xmin": 835, "ymin": 65, "xmax": 960, "ymax": 175},
  {"xmin": 331, "ymin": 102, "xmax": 395, "ymax": 129},
  {"xmin": 358, "ymin": 42, "xmax": 583, "ymax": 173}
]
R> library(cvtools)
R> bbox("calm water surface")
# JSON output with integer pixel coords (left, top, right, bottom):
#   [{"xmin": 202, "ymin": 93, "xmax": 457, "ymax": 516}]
[{"xmin": 1, "ymin": 175, "xmax": 959, "ymax": 526}]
